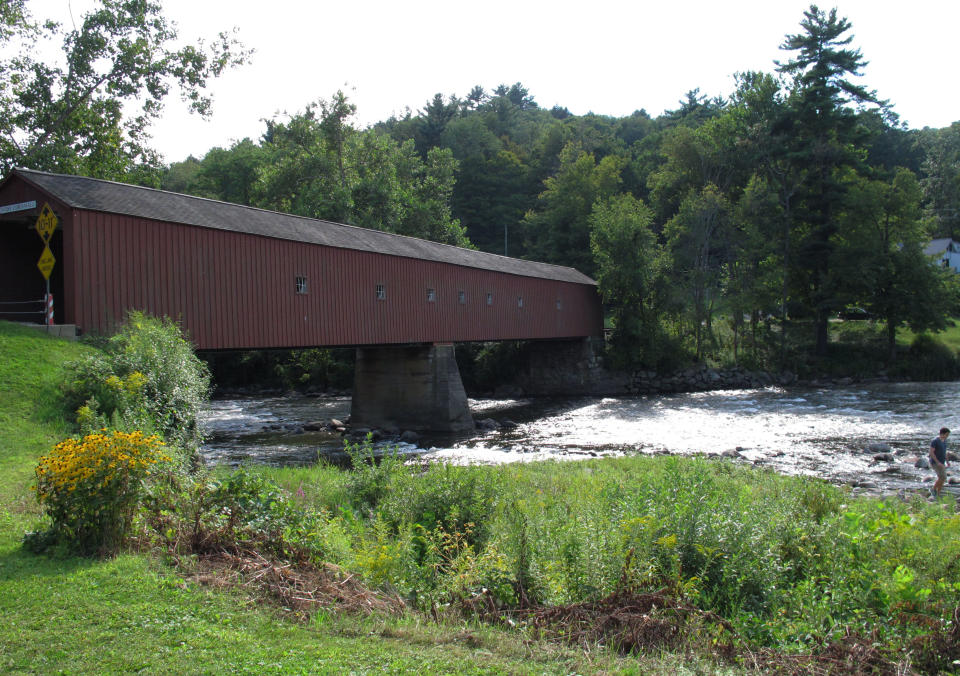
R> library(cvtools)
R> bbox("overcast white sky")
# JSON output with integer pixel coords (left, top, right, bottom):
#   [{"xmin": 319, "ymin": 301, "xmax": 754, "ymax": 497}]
[{"xmin": 52, "ymin": 0, "xmax": 960, "ymax": 162}]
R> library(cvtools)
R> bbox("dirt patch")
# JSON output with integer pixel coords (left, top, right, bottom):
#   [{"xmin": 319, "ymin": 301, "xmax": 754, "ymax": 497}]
[
  {"xmin": 182, "ymin": 547, "xmax": 405, "ymax": 619},
  {"xmin": 742, "ymin": 633, "xmax": 904, "ymax": 675},
  {"xmin": 513, "ymin": 588, "xmax": 734, "ymax": 656}
]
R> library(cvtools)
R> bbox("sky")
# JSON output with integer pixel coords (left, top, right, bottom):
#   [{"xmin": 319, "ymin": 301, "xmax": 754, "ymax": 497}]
[{"xmin": 50, "ymin": 0, "xmax": 960, "ymax": 162}]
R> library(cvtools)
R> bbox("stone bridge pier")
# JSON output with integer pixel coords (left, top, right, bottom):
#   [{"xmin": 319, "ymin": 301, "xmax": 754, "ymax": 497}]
[{"xmin": 350, "ymin": 343, "xmax": 475, "ymax": 433}]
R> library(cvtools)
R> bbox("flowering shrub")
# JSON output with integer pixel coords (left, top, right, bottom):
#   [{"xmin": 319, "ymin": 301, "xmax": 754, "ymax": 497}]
[
  {"xmin": 65, "ymin": 312, "xmax": 211, "ymax": 462},
  {"xmin": 74, "ymin": 370, "xmax": 149, "ymax": 434},
  {"xmin": 29, "ymin": 430, "xmax": 171, "ymax": 555}
]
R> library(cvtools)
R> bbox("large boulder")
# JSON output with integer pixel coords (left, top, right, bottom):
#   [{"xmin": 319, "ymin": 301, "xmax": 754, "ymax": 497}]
[
  {"xmin": 476, "ymin": 418, "xmax": 501, "ymax": 431},
  {"xmin": 399, "ymin": 430, "xmax": 421, "ymax": 444}
]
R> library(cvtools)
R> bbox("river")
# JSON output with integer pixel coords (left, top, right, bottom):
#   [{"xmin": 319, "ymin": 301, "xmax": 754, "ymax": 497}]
[{"xmin": 199, "ymin": 381, "xmax": 960, "ymax": 497}]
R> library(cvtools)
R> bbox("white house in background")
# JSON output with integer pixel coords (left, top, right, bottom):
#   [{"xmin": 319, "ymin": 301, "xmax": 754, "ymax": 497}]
[{"xmin": 924, "ymin": 238, "xmax": 960, "ymax": 272}]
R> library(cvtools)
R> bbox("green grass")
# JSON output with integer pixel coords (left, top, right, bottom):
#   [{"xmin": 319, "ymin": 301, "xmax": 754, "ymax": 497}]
[
  {"xmin": 0, "ymin": 321, "xmax": 714, "ymax": 675},
  {"xmin": 0, "ymin": 547, "xmax": 582, "ymax": 674},
  {"xmin": 899, "ymin": 320, "xmax": 960, "ymax": 352},
  {"xmin": 0, "ymin": 547, "xmax": 597, "ymax": 674},
  {"xmin": 5, "ymin": 319, "xmax": 960, "ymax": 674}
]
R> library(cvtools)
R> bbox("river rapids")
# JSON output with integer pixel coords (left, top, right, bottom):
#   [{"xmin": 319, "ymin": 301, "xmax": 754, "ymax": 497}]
[{"xmin": 200, "ymin": 381, "xmax": 960, "ymax": 498}]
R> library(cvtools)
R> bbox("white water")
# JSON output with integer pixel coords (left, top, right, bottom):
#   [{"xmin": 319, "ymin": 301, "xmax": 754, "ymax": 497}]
[{"xmin": 200, "ymin": 382, "xmax": 960, "ymax": 496}]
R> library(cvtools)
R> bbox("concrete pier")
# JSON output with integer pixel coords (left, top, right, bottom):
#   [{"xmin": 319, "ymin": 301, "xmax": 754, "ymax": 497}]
[{"xmin": 351, "ymin": 343, "xmax": 475, "ymax": 433}]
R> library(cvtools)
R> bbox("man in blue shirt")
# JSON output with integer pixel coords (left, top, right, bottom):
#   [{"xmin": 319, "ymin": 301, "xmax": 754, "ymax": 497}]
[{"xmin": 929, "ymin": 427, "xmax": 950, "ymax": 498}]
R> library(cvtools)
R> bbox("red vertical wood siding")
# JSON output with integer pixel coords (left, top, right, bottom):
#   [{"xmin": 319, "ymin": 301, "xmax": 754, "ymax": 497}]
[{"xmin": 4, "ymin": 185, "xmax": 602, "ymax": 349}]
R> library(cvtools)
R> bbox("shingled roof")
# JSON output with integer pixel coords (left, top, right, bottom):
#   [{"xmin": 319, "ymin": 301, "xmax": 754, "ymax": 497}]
[{"xmin": 10, "ymin": 168, "xmax": 596, "ymax": 286}]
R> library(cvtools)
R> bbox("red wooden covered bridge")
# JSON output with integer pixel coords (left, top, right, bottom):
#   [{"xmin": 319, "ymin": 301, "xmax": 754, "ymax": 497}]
[{"xmin": 0, "ymin": 168, "xmax": 603, "ymax": 431}]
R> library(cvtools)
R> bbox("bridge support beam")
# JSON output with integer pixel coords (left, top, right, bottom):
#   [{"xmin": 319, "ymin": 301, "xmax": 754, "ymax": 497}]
[{"xmin": 351, "ymin": 343, "xmax": 475, "ymax": 433}]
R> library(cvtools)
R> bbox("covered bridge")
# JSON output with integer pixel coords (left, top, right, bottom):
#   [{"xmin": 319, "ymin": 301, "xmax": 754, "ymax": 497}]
[
  {"xmin": 0, "ymin": 168, "xmax": 601, "ymax": 347},
  {"xmin": 0, "ymin": 168, "xmax": 602, "ymax": 432}
]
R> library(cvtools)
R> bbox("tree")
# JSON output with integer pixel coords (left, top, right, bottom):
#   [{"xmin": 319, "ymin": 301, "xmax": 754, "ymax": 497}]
[
  {"xmin": 0, "ymin": 0, "xmax": 248, "ymax": 178},
  {"xmin": 255, "ymin": 103, "xmax": 349, "ymax": 220},
  {"xmin": 661, "ymin": 89, "xmax": 725, "ymax": 129},
  {"xmin": 394, "ymin": 145, "xmax": 470, "ymax": 247},
  {"xmin": 159, "ymin": 155, "xmax": 202, "ymax": 194},
  {"xmin": 726, "ymin": 70, "xmax": 802, "ymax": 366},
  {"xmin": 839, "ymin": 168, "xmax": 956, "ymax": 359},
  {"xmin": 0, "ymin": 0, "xmax": 29, "ymax": 41},
  {"xmin": 648, "ymin": 111, "xmax": 743, "ymax": 224},
  {"xmin": 919, "ymin": 122, "xmax": 960, "ymax": 239},
  {"xmin": 664, "ymin": 185, "xmax": 732, "ymax": 359},
  {"xmin": 319, "ymin": 90, "xmax": 357, "ymax": 199},
  {"xmin": 493, "ymin": 82, "xmax": 538, "ymax": 111},
  {"xmin": 193, "ymin": 138, "xmax": 265, "ymax": 205},
  {"xmin": 253, "ymin": 96, "xmax": 470, "ymax": 247},
  {"xmin": 464, "ymin": 85, "xmax": 486, "ymax": 110},
  {"xmin": 727, "ymin": 174, "xmax": 784, "ymax": 364},
  {"xmin": 417, "ymin": 93, "xmax": 459, "ymax": 152},
  {"xmin": 522, "ymin": 141, "xmax": 624, "ymax": 276},
  {"xmin": 776, "ymin": 4, "xmax": 884, "ymax": 354},
  {"xmin": 589, "ymin": 193, "xmax": 670, "ymax": 369}
]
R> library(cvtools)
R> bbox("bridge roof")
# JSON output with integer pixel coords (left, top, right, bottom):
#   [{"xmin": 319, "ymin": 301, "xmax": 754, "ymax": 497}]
[{"xmin": 11, "ymin": 168, "xmax": 596, "ymax": 286}]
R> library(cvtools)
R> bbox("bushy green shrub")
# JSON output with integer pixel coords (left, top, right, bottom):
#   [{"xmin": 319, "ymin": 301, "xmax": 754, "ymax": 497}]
[
  {"xmin": 64, "ymin": 312, "xmax": 211, "ymax": 461},
  {"xmin": 400, "ymin": 522, "xmax": 516, "ymax": 611},
  {"xmin": 384, "ymin": 463, "xmax": 499, "ymax": 539},
  {"xmin": 141, "ymin": 467, "xmax": 354, "ymax": 565},
  {"xmin": 27, "ymin": 430, "xmax": 172, "ymax": 555},
  {"xmin": 343, "ymin": 435, "xmax": 407, "ymax": 511}
]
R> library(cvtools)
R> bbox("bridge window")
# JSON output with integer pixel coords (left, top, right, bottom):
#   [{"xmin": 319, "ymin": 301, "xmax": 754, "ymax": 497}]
[
  {"xmin": 295, "ymin": 276, "xmax": 308, "ymax": 294},
  {"xmin": 486, "ymin": 292, "xmax": 493, "ymax": 306},
  {"xmin": 426, "ymin": 288, "xmax": 436, "ymax": 302},
  {"xmin": 556, "ymin": 298, "xmax": 562, "ymax": 310},
  {"xmin": 517, "ymin": 296, "xmax": 524, "ymax": 308},
  {"xmin": 376, "ymin": 284, "xmax": 386, "ymax": 300},
  {"xmin": 458, "ymin": 290, "xmax": 466, "ymax": 304}
]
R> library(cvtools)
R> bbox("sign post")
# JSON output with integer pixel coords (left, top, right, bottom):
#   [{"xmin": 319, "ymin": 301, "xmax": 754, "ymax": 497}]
[{"xmin": 34, "ymin": 203, "xmax": 58, "ymax": 325}]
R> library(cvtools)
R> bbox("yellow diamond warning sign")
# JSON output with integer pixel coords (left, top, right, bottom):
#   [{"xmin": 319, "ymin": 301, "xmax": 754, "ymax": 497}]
[
  {"xmin": 37, "ymin": 245, "xmax": 56, "ymax": 280},
  {"xmin": 35, "ymin": 203, "xmax": 58, "ymax": 242}
]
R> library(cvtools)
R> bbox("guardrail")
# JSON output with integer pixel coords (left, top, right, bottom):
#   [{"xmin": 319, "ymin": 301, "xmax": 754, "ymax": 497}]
[{"xmin": 0, "ymin": 298, "xmax": 45, "ymax": 321}]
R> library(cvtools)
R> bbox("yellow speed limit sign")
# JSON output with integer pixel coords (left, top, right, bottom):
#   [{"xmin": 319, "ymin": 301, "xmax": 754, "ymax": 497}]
[{"xmin": 35, "ymin": 203, "xmax": 58, "ymax": 242}]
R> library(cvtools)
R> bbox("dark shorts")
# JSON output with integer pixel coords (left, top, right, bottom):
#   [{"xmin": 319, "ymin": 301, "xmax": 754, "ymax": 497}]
[{"xmin": 934, "ymin": 463, "xmax": 948, "ymax": 482}]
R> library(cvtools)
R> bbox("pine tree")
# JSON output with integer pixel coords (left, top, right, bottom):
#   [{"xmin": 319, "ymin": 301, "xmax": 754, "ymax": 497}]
[{"xmin": 775, "ymin": 4, "xmax": 885, "ymax": 354}]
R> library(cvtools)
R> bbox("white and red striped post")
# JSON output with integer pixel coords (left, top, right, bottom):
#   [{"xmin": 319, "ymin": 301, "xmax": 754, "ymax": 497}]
[{"xmin": 44, "ymin": 292, "xmax": 54, "ymax": 326}]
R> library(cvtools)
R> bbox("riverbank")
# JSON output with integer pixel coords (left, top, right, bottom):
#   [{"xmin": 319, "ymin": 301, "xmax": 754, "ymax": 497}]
[{"xmin": 5, "ymin": 320, "xmax": 960, "ymax": 674}]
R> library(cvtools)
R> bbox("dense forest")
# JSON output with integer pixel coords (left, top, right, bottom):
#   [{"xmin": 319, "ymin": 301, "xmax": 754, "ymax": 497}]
[{"xmin": 3, "ymin": 1, "xmax": 960, "ymax": 377}]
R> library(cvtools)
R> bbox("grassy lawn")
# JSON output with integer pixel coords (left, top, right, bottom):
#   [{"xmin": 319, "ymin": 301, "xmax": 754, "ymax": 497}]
[{"xmin": 898, "ymin": 320, "xmax": 960, "ymax": 352}]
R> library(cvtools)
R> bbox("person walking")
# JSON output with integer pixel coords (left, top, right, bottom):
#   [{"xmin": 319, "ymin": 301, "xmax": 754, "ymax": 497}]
[{"xmin": 929, "ymin": 427, "xmax": 950, "ymax": 498}]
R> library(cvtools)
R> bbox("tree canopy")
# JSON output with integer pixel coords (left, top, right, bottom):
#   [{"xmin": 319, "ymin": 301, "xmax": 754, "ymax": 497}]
[
  {"xmin": 3, "ymin": 3, "xmax": 958, "ymax": 374},
  {"xmin": 0, "ymin": 0, "xmax": 248, "ymax": 178}
]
